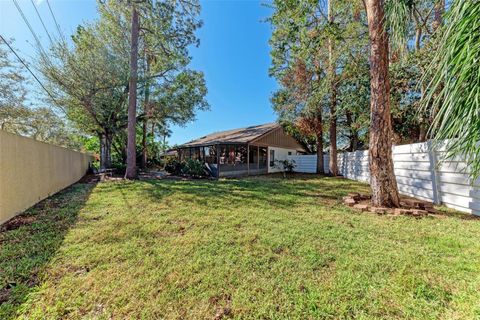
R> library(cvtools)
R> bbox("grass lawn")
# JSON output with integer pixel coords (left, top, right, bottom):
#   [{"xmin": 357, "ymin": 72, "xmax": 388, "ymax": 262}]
[{"xmin": 1, "ymin": 175, "xmax": 480, "ymax": 319}]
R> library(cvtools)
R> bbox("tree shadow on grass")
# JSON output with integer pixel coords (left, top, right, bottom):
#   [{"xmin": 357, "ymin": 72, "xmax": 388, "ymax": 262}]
[
  {"xmin": 140, "ymin": 175, "xmax": 479, "ymax": 222},
  {"xmin": 0, "ymin": 180, "xmax": 97, "ymax": 320},
  {"xmin": 141, "ymin": 174, "xmax": 370, "ymax": 210}
]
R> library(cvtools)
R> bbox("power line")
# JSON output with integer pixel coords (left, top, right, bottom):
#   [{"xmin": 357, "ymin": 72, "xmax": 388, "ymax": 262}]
[
  {"xmin": 30, "ymin": 0, "xmax": 54, "ymax": 44},
  {"xmin": 46, "ymin": 0, "xmax": 62, "ymax": 37},
  {"xmin": 0, "ymin": 34, "xmax": 60, "ymax": 106},
  {"xmin": 12, "ymin": 0, "xmax": 47, "ymax": 55}
]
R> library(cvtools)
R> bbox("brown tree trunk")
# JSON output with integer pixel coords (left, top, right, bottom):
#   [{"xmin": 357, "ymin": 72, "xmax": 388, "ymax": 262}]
[
  {"xmin": 433, "ymin": 0, "xmax": 444, "ymax": 32},
  {"xmin": 141, "ymin": 119, "xmax": 148, "ymax": 169},
  {"xmin": 345, "ymin": 110, "xmax": 359, "ymax": 151},
  {"xmin": 327, "ymin": 0, "xmax": 338, "ymax": 176},
  {"xmin": 365, "ymin": 0, "xmax": 400, "ymax": 207},
  {"xmin": 125, "ymin": 7, "xmax": 139, "ymax": 179},
  {"xmin": 140, "ymin": 54, "xmax": 151, "ymax": 169},
  {"xmin": 418, "ymin": 83, "xmax": 428, "ymax": 142},
  {"xmin": 316, "ymin": 110, "xmax": 325, "ymax": 174},
  {"xmin": 415, "ymin": 27, "xmax": 422, "ymax": 50},
  {"xmin": 329, "ymin": 86, "xmax": 338, "ymax": 175},
  {"xmin": 99, "ymin": 132, "xmax": 112, "ymax": 170},
  {"xmin": 413, "ymin": 11, "xmax": 426, "ymax": 141},
  {"xmin": 163, "ymin": 133, "xmax": 166, "ymax": 153},
  {"xmin": 430, "ymin": 0, "xmax": 445, "ymax": 125}
]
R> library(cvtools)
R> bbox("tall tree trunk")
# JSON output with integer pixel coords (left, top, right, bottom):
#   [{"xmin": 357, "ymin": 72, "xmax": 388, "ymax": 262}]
[
  {"xmin": 415, "ymin": 27, "xmax": 422, "ymax": 50},
  {"xmin": 413, "ymin": 11, "xmax": 426, "ymax": 141},
  {"xmin": 418, "ymin": 125, "xmax": 427, "ymax": 142},
  {"xmin": 327, "ymin": 0, "xmax": 338, "ymax": 176},
  {"xmin": 429, "ymin": 0, "xmax": 445, "ymax": 126},
  {"xmin": 418, "ymin": 83, "xmax": 428, "ymax": 141},
  {"xmin": 433, "ymin": 0, "xmax": 444, "ymax": 32},
  {"xmin": 345, "ymin": 110, "xmax": 359, "ymax": 151},
  {"xmin": 141, "ymin": 120, "xmax": 147, "ymax": 168},
  {"xmin": 163, "ymin": 133, "xmax": 166, "ymax": 153},
  {"xmin": 141, "ymin": 55, "xmax": 151, "ymax": 169},
  {"xmin": 328, "ymin": 83, "xmax": 338, "ymax": 175},
  {"xmin": 316, "ymin": 110, "xmax": 325, "ymax": 174},
  {"xmin": 125, "ymin": 7, "xmax": 139, "ymax": 179},
  {"xmin": 99, "ymin": 132, "xmax": 112, "ymax": 170},
  {"xmin": 365, "ymin": 0, "xmax": 400, "ymax": 207}
]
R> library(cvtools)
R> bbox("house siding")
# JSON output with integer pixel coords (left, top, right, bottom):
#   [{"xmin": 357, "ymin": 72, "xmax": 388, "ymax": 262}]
[
  {"xmin": 251, "ymin": 127, "xmax": 304, "ymax": 151},
  {"xmin": 268, "ymin": 147, "xmax": 299, "ymax": 173}
]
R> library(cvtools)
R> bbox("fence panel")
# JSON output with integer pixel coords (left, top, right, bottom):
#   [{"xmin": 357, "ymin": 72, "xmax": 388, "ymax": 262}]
[
  {"xmin": 288, "ymin": 140, "xmax": 479, "ymax": 215},
  {"xmin": 334, "ymin": 140, "xmax": 480, "ymax": 215},
  {"xmin": 287, "ymin": 154, "xmax": 329, "ymax": 173},
  {"xmin": 0, "ymin": 130, "xmax": 93, "ymax": 224}
]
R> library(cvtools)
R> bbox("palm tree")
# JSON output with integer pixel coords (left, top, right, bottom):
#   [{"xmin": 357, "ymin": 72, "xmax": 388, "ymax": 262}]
[
  {"xmin": 364, "ymin": 0, "xmax": 404, "ymax": 207},
  {"xmin": 364, "ymin": 0, "xmax": 419, "ymax": 207},
  {"xmin": 422, "ymin": 0, "xmax": 480, "ymax": 180}
]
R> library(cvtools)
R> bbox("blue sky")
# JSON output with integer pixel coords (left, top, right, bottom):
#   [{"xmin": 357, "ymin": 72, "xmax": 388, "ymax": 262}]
[{"xmin": 0, "ymin": 0, "xmax": 278, "ymax": 146}]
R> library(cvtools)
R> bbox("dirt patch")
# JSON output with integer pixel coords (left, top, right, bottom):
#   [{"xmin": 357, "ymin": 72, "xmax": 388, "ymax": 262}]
[
  {"xmin": 0, "ymin": 215, "xmax": 37, "ymax": 231},
  {"xmin": 78, "ymin": 174, "xmax": 101, "ymax": 184},
  {"xmin": 138, "ymin": 170, "xmax": 166, "ymax": 180},
  {"xmin": 209, "ymin": 293, "xmax": 233, "ymax": 320},
  {"xmin": 272, "ymin": 246, "xmax": 285, "ymax": 254},
  {"xmin": 0, "ymin": 287, "xmax": 11, "ymax": 304},
  {"xmin": 138, "ymin": 170, "xmax": 216, "ymax": 181}
]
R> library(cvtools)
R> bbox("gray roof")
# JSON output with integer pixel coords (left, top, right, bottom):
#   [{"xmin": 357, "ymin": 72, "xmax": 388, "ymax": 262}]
[
  {"xmin": 160, "ymin": 149, "xmax": 178, "ymax": 157},
  {"xmin": 178, "ymin": 122, "xmax": 280, "ymax": 148}
]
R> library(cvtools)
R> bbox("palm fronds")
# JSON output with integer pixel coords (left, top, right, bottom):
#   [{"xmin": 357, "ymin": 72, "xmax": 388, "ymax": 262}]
[
  {"xmin": 423, "ymin": 0, "xmax": 480, "ymax": 180},
  {"xmin": 385, "ymin": 0, "xmax": 414, "ymax": 55}
]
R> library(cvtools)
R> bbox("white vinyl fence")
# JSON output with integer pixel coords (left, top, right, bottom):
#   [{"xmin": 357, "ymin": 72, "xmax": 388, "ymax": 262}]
[
  {"xmin": 289, "ymin": 141, "xmax": 480, "ymax": 215},
  {"xmin": 287, "ymin": 154, "xmax": 329, "ymax": 173}
]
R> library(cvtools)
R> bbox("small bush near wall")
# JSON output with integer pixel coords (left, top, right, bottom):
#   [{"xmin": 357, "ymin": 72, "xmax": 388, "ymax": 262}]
[
  {"xmin": 276, "ymin": 159, "xmax": 296, "ymax": 173},
  {"xmin": 165, "ymin": 158, "xmax": 185, "ymax": 175},
  {"xmin": 165, "ymin": 158, "xmax": 207, "ymax": 178},
  {"xmin": 275, "ymin": 159, "xmax": 297, "ymax": 178},
  {"xmin": 183, "ymin": 159, "xmax": 207, "ymax": 178}
]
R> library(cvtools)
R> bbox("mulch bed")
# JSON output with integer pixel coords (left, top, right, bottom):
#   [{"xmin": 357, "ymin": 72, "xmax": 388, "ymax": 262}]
[{"xmin": 343, "ymin": 193, "xmax": 443, "ymax": 218}]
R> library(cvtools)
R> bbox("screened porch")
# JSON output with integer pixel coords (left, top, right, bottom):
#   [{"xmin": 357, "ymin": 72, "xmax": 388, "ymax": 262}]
[{"xmin": 177, "ymin": 143, "xmax": 268, "ymax": 177}]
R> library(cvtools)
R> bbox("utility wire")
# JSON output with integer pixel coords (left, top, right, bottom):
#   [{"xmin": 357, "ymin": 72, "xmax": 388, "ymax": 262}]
[
  {"xmin": 46, "ymin": 0, "xmax": 62, "ymax": 37},
  {"xmin": 12, "ymin": 0, "xmax": 47, "ymax": 55},
  {"xmin": 0, "ymin": 34, "xmax": 60, "ymax": 106},
  {"xmin": 30, "ymin": 0, "xmax": 54, "ymax": 44}
]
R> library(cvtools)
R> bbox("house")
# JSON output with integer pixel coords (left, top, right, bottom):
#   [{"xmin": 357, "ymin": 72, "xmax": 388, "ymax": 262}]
[{"xmin": 175, "ymin": 122, "xmax": 305, "ymax": 177}]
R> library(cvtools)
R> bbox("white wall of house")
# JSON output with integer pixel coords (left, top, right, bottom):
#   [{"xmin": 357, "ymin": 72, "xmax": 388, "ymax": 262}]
[{"xmin": 267, "ymin": 147, "xmax": 299, "ymax": 173}]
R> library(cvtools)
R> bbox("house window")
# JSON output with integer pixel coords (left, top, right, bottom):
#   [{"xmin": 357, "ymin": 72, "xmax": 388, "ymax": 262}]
[
  {"xmin": 288, "ymin": 151, "xmax": 292, "ymax": 155},
  {"xmin": 269, "ymin": 149, "xmax": 275, "ymax": 167}
]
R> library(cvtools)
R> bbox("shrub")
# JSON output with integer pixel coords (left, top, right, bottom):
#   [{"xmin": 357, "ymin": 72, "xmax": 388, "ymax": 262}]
[
  {"xmin": 111, "ymin": 162, "xmax": 127, "ymax": 174},
  {"xmin": 275, "ymin": 159, "xmax": 296, "ymax": 178},
  {"xmin": 165, "ymin": 158, "xmax": 185, "ymax": 175},
  {"xmin": 183, "ymin": 159, "xmax": 206, "ymax": 178}
]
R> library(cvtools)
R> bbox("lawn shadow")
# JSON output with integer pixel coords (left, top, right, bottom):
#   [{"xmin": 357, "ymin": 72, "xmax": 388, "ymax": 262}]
[
  {"xmin": 0, "ymin": 179, "xmax": 97, "ymax": 320},
  {"xmin": 141, "ymin": 174, "xmax": 369, "ymax": 210},
  {"xmin": 141, "ymin": 174, "xmax": 479, "ymax": 222}
]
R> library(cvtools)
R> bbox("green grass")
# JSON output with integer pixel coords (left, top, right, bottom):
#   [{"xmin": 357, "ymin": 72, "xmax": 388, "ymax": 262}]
[{"xmin": 1, "ymin": 175, "xmax": 480, "ymax": 319}]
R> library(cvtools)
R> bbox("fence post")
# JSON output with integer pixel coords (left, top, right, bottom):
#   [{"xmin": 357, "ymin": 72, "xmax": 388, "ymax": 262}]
[{"xmin": 427, "ymin": 140, "xmax": 441, "ymax": 205}]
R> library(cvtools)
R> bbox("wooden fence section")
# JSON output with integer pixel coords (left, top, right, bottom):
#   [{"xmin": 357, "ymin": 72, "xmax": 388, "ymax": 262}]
[
  {"xmin": 337, "ymin": 141, "xmax": 480, "ymax": 215},
  {"xmin": 0, "ymin": 130, "xmax": 93, "ymax": 225}
]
